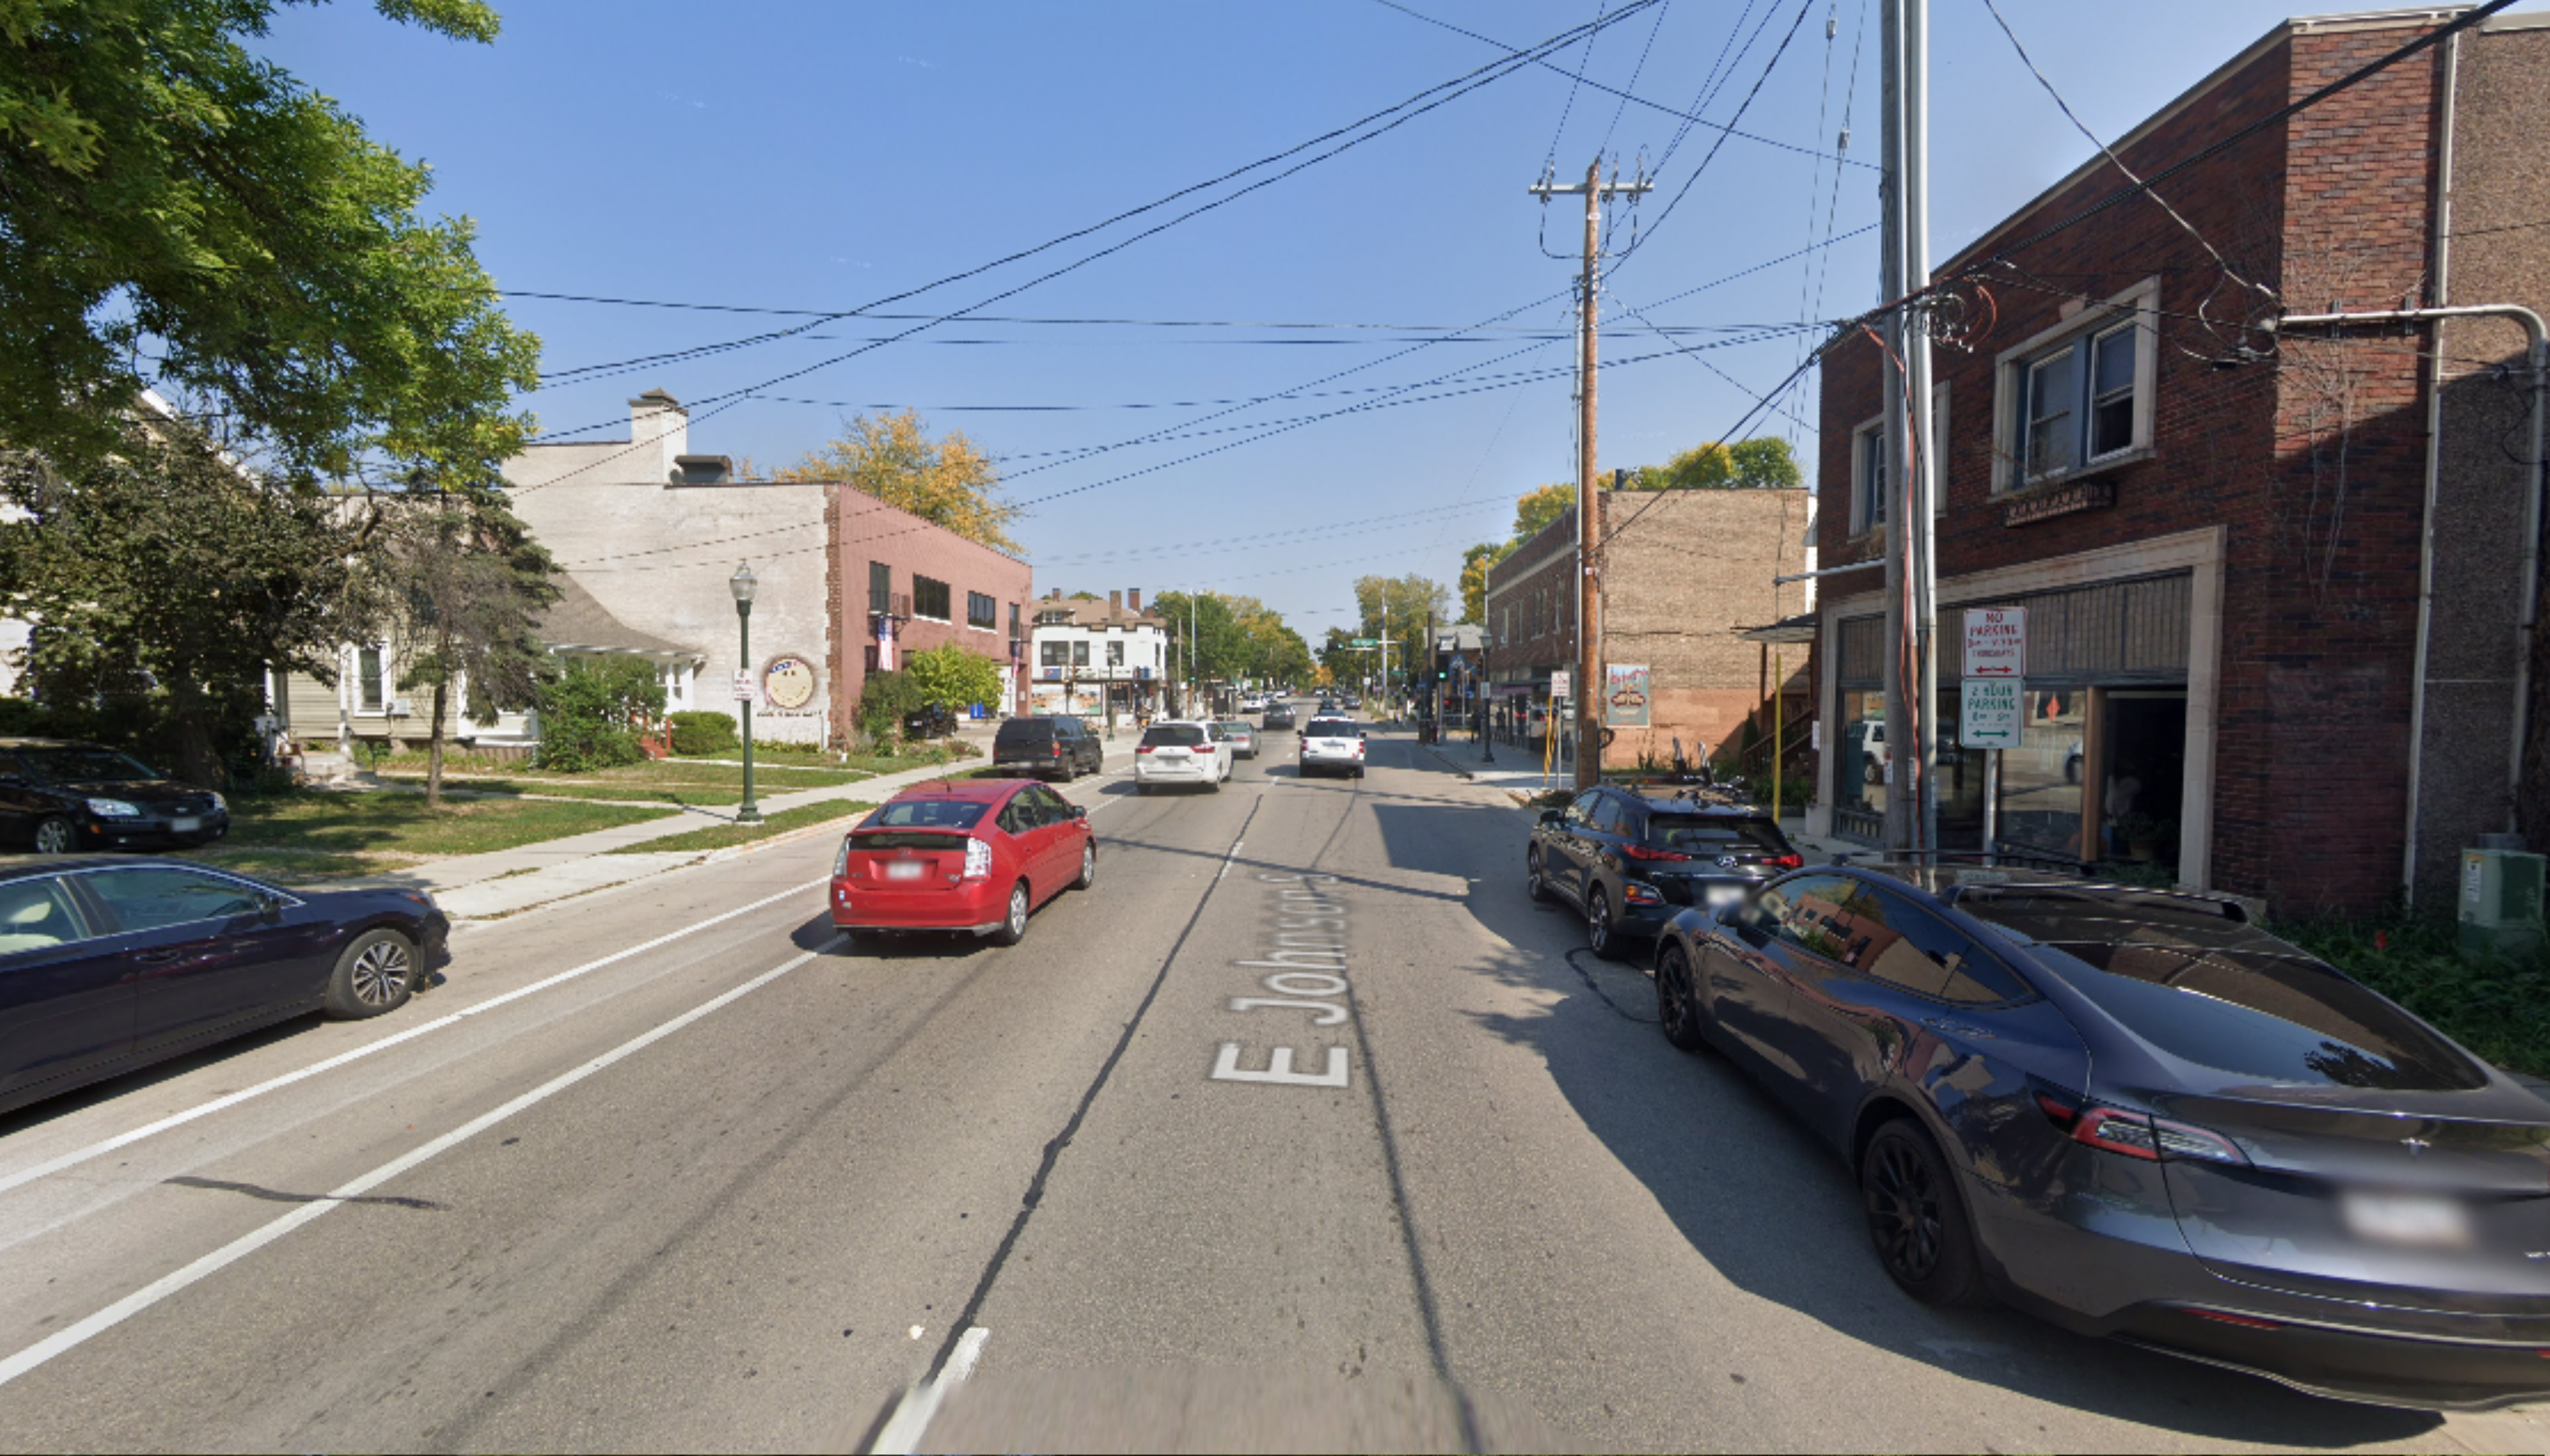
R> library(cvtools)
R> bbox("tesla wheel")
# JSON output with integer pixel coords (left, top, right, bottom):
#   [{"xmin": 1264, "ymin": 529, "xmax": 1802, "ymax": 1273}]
[
  {"xmin": 1526, "ymin": 848, "xmax": 1551, "ymax": 903},
  {"xmin": 1657, "ymin": 943, "xmax": 1709, "ymax": 1051},
  {"xmin": 990, "ymin": 881, "xmax": 1031, "ymax": 947},
  {"xmin": 1860, "ymin": 1119, "xmax": 1987, "ymax": 1307},
  {"xmin": 31, "ymin": 815, "xmax": 75, "ymax": 855},
  {"xmin": 324, "ymin": 928, "xmax": 416, "ymax": 1019},
  {"xmin": 1074, "ymin": 840, "xmax": 1096, "ymax": 890},
  {"xmin": 1586, "ymin": 887, "xmax": 1619, "ymax": 960}
]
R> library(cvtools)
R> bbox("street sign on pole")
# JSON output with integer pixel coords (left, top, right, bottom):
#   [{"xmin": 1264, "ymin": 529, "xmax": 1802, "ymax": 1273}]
[
  {"xmin": 1962, "ymin": 607, "xmax": 2026, "ymax": 679},
  {"xmin": 1549, "ymin": 669, "xmax": 1571, "ymax": 701},
  {"xmin": 1349, "ymin": 638, "xmax": 1380, "ymax": 648},
  {"xmin": 731, "ymin": 669, "xmax": 761, "ymax": 706},
  {"xmin": 1960, "ymin": 677, "xmax": 2022, "ymax": 748}
]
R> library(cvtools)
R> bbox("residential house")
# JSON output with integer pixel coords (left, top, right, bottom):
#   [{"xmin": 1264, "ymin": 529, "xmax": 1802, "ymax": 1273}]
[{"xmin": 1029, "ymin": 590, "xmax": 1170, "ymax": 719}]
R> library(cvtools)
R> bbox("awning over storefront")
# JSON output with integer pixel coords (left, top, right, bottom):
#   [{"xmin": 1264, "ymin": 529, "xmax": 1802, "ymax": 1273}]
[{"xmin": 1738, "ymin": 613, "xmax": 1819, "ymax": 646}]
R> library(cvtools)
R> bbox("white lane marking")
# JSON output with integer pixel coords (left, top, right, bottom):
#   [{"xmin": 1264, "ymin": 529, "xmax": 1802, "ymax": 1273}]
[
  {"xmin": 0, "ymin": 940, "xmax": 836, "ymax": 1392},
  {"xmin": 870, "ymin": 1326, "xmax": 989, "ymax": 1455},
  {"xmin": 1216, "ymin": 838, "xmax": 1243, "ymax": 881},
  {"xmin": 0, "ymin": 878, "xmax": 829, "ymax": 1199}
]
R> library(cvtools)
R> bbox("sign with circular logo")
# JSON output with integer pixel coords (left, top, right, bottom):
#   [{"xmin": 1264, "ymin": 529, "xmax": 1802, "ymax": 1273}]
[{"xmin": 763, "ymin": 654, "xmax": 819, "ymax": 711}]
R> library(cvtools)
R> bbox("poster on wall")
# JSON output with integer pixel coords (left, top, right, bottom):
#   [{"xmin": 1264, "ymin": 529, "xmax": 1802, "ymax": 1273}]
[
  {"xmin": 763, "ymin": 655, "xmax": 819, "ymax": 713},
  {"xmin": 1605, "ymin": 664, "xmax": 1651, "ymax": 727}
]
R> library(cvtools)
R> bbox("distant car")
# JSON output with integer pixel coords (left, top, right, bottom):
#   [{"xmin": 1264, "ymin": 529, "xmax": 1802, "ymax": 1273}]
[
  {"xmin": 0, "ymin": 857, "xmax": 447, "ymax": 1118},
  {"xmin": 1526, "ymin": 786, "xmax": 1803, "ymax": 959},
  {"xmin": 1263, "ymin": 703, "xmax": 1297, "ymax": 732},
  {"xmin": 831, "ymin": 779, "xmax": 1093, "ymax": 947},
  {"xmin": 1218, "ymin": 720, "xmax": 1258, "ymax": 759},
  {"xmin": 1316, "ymin": 699, "xmax": 1338, "ymax": 715},
  {"xmin": 1135, "ymin": 721, "xmax": 1229, "ymax": 793},
  {"xmin": 1341, "ymin": 695, "xmax": 1362, "ymax": 710},
  {"xmin": 902, "ymin": 703, "xmax": 958, "ymax": 740},
  {"xmin": 1298, "ymin": 716, "xmax": 1365, "ymax": 779},
  {"xmin": 0, "ymin": 740, "xmax": 230, "ymax": 854},
  {"xmin": 1653, "ymin": 854, "xmax": 2550, "ymax": 1411},
  {"xmin": 991, "ymin": 715, "xmax": 1103, "ymax": 781}
]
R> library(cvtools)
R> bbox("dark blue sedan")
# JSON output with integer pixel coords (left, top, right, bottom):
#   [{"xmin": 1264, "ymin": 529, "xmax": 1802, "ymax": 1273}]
[
  {"xmin": 1651, "ymin": 853, "xmax": 2550, "ymax": 1410},
  {"xmin": 0, "ymin": 857, "xmax": 448, "ymax": 1119}
]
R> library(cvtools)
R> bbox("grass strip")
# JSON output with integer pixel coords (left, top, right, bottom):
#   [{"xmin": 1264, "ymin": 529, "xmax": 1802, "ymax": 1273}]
[
  {"xmin": 2273, "ymin": 913, "xmax": 2550, "ymax": 1080},
  {"xmin": 608, "ymin": 799, "xmax": 873, "ymax": 856},
  {"xmin": 220, "ymin": 790, "xmax": 678, "ymax": 859}
]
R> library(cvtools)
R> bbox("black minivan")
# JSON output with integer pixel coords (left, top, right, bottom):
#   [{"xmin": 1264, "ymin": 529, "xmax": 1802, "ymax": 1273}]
[{"xmin": 992, "ymin": 715, "xmax": 1104, "ymax": 781}]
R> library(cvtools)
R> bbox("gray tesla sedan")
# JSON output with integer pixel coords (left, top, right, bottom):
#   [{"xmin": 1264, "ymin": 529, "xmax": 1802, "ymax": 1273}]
[{"xmin": 1650, "ymin": 853, "xmax": 2550, "ymax": 1410}]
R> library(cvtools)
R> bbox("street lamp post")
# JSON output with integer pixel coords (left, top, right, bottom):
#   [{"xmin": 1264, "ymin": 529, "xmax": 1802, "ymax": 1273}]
[
  {"xmin": 1479, "ymin": 633, "xmax": 1495, "ymax": 764},
  {"xmin": 730, "ymin": 563, "xmax": 762, "ymax": 825}
]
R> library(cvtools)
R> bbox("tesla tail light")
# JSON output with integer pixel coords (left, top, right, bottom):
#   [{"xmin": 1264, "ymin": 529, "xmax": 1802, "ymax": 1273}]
[
  {"xmin": 962, "ymin": 838, "xmax": 993, "ymax": 880},
  {"xmin": 1623, "ymin": 844, "xmax": 1693, "ymax": 862},
  {"xmin": 2067, "ymin": 1105, "xmax": 2248, "ymax": 1165}
]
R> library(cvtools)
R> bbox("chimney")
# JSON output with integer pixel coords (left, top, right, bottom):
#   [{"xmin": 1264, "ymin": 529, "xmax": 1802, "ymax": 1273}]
[
  {"xmin": 1109, "ymin": 590, "xmax": 1123, "ymax": 614},
  {"xmin": 1127, "ymin": 588, "xmax": 1142, "ymax": 613},
  {"xmin": 630, "ymin": 389, "xmax": 689, "ymax": 481}
]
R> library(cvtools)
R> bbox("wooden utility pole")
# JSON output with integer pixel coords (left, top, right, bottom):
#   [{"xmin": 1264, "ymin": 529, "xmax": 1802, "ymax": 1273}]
[
  {"xmin": 1880, "ymin": 0, "xmax": 1938, "ymax": 850},
  {"xmin": 1530, "ymin": 157, "xmax": 1649, "ymax": 790}
]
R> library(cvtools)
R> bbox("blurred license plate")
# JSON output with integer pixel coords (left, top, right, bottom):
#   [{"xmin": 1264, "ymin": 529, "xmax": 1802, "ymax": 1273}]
[
  {"xmin": 885, "ymin": 861, "xmax": 926, "ymax": 881},
  {"xmin": 2341, "ymin": 1191, "xmax": 2471, "ymax": 1248},
  {"xmin": 171, "ymin": 816, "xmax": 199, "ymax": 832},
  {"xmin": 1703, "ymin": 883, "xmax": 1748, "ymax": 908}
]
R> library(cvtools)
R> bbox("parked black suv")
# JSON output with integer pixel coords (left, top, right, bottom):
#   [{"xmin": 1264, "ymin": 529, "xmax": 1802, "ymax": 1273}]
[
  {"xmin": 992, "ymin": 715, "xmax": 1103, "ymax": 781},
  {"xmin": 902, "ymin": 703, "xmax": 959, "ymax": 740},
  {"xmin": 0, "ymin": 741, "xmax": 231, "ymax": 854},
  {"xmin": 1526, "ymin": 786, "xmax": 1801, "ymax": 958}
]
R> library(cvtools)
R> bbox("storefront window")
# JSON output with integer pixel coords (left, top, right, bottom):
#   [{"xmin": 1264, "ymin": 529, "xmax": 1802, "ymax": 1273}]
[
  {"xmin": 1840, "ymin": 691, "xmax": 1886, "ymax": 816},
  {"xmin": 2001, "ymin": 689, "xmax": 2087, "ymax": 858}
]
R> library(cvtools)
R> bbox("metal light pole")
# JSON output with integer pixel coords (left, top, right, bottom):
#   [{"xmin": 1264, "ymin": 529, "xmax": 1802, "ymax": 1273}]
[{"xmin": 730, "ymin": 563, "xmax": 762, "ymax": 824}]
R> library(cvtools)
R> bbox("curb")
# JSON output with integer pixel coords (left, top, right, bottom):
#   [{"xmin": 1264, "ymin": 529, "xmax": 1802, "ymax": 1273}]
[{"xmin": 1416, "ymin": 743, "xmax": 1476, "ymax": 780}]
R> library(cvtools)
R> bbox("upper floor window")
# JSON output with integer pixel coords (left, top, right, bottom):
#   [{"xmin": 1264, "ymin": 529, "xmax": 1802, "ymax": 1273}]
[
  {"xmin": 1041, "ymin": 641, "xmax": 1068, "ymax": 668},
  {"xmin": 868, "ymin": 560, "xmax": 891, "ymax": 615},
  {"xmin": 1848, "ymin": 384, "xmax": 1949, "ymax": 535},
  {"xmin": 913, "ymin": 575, "xmax": 952, "ymax": 621},
  {"xmin": 966, "ymin": 591, "xmax": 998, "ymax": 630},
  {"xmin": 1995, "ymin": 279, "xmax": 2156, "ymax": 493}
]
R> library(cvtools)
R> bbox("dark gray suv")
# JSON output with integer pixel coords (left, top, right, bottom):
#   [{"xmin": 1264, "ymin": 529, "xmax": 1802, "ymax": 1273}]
[{"xmin": 991, "ymin": 715, "xmax": 1102, "ymax": 781}]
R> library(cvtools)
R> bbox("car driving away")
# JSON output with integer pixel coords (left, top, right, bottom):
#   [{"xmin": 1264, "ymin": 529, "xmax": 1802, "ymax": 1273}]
[
  {"xmin": 1218, "ymin": 720, "xmax": 1258, "ymax": 760},
  {"xmin": 0, "ymin": 858, "xmax": 447, "ymax": 1118},
  {"xmin": 1649, "ymin": 853, "xmax": 2550, "ymax": 1411},
  {"xmin": 1527, "ymin": 786, "xmax": 1803, "ymax": 959},
  {"xmin": 1298, "ymin": 716, "xmax": 1364, "ymax": 778},
  {"xmin": 1262, "ymin": 702, "xmax": 1296, "ymax": 732},
  {"xmin": 991, "ymin": 714, "xmax": 1103, "ymax": 781},
  {"xmin": 1134, "ymin": 720, "xmax": 1227, "ymax": 793},
  {"xmin": 830, "ymin": 779, "xmax": 1093, "ymax": 947}
]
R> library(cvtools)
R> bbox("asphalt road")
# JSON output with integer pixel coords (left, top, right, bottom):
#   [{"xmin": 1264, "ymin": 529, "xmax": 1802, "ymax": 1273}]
[{"xmin": 0, "ymin": 720, "xmax": 2538, "ymax": 1453}]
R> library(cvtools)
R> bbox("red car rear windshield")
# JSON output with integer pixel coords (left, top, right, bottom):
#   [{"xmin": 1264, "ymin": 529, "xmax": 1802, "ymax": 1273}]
[{"xmin": 868, "ymin": 799, "xmax": 990, "ymax": 831}]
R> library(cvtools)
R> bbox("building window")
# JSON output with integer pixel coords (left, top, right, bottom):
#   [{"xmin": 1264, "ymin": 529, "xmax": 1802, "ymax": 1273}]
[
  {"xmin": 1107, "ymin": 640, "xmax": 1124, "ymax": 667},
  {"xmin": 1009, "ymin": 602, "xmax": 1021, "ymax": 638},
  {"xmin": 869, "ymin": 560, "xmax": 891, "ymax": 615},
  {"xmin": 1996, "ymin": 279, "xmax": 2155, "ymax": 492},
  {"xmin": 1852, "ymin": 416, "xmax": 1888, "ymax": 534},
  {"xmin": 967, "ymin": 591, "xmax": 998, "ymax": 630},
  {"xmin": 1041, "ymin": 641, "xmax": 1068, "ymax": 668},
  {"xmin": 913, "ymin": 575, "xmax": 952, "ymax": 621},
  {"xmin": 1071, "ymin": 641, "xmax": 1090, "ymax": 668},
  {"xmin": 357, "ymin": 646, "xmax": 386, "ymax": 711}
]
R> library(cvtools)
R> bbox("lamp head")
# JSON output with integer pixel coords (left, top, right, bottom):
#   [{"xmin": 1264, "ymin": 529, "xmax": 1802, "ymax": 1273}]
[{"xmin": 729, "ymin": 562, "xmax": 758, "ymax": 604}]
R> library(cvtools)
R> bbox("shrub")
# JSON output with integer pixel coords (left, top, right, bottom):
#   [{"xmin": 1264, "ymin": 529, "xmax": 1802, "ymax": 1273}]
[
  {"xmin": 537, "ymin": 657, "xmax": 665, "ymax": 773},
  {"xmin": 855, "ymin": 670, "xmax": 929, "ymax": 744},
  {"xmin": 667, "ymin": 709, "xmax": 739, "ymax": 756}
]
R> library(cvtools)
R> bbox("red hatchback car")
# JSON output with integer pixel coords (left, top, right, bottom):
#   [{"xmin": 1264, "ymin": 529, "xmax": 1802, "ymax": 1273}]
[{"xmin": 831, "ymin": 779, "xmax": 1095, "ymax": 946}]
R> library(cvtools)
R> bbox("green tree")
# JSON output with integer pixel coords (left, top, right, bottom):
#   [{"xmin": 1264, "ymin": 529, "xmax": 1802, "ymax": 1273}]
[
  {"xmin": 362, "ymin": 481, "xmax": 557, "ymax": 805},
  {"xmin": 1459, "ymin": 542, "xmax": 1501, "ymax": 624},
  {"xmin": 904, "ymin": 641, "xmax": 1004, "ymax": 718},
  {"xmin": 1351, "ymin": 573, "xmax": 1449, "ymax": 697},
  {"xmin": 1, "ymin": 0, "xmax": 537, "ymax": 486},
  {"xmin": 534, "ymin": 657, "xmax": 662, "ymax": 773},
  {"xmin": 1622, "ymin": 437, "xmax": 1802, "ymax": 491},
  {"xmin": 776, "ymin": 409, "xmax": 1019, "ymax": 553},
  {"xmin": 0, "ymin": 420, "xmax": 358, "ymax": 785},
  {"xmin": 1511, "ymin": 482, "xmax": 1575, "ymax": 541}
]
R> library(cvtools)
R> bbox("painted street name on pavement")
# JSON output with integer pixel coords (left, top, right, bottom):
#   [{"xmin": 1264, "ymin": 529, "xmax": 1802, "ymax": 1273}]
[{"xmin": 1210, "ymin": 873, "xmax": 1352, "ymax": 1088}]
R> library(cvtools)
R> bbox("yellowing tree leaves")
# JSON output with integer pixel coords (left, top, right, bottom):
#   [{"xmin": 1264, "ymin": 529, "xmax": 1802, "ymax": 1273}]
[{"xmin": 776, "ymin": 409, "xmax": 1021, "ymax": 553}]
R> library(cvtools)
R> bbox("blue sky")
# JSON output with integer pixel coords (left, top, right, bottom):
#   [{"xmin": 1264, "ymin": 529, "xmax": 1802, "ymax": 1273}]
[{"xmin": 263, "ymin": 0, "xmax": 2528, "ymax": 636}]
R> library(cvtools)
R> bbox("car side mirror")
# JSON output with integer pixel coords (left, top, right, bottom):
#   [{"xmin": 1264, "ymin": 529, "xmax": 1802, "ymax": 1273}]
[
  {"xmin": 255, "ymin": 892, "xmax": 284, "ymax": 921},
  {"xmin": 1074, "ymin": 804, "xmax": 1088, "ymax": 821}
]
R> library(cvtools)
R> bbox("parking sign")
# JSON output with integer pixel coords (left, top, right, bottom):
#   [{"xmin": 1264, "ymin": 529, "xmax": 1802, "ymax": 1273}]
[{"xmin": 1963, "ymin": 607, "xmax": 2026, "ymax": 679}]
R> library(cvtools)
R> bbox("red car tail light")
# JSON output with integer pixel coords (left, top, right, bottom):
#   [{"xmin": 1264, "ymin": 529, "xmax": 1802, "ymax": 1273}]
[
  {"xmin": 1137, "ymin": 744, "xmax": 1153, "ymax": 754},
  {"xmin": 961, "ymin": 838, "xmax": 993, "ymax": 880},
  {"xmin": 1767, "ymin": 853, "xmax": 1805, "ymax": 870},
  {"xmin": 1622, "ymin": 844, "xmax": 1692, "ymax": 862}
]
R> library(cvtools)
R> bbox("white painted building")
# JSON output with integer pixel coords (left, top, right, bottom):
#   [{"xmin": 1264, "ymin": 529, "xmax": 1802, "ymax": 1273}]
[{"xmin": 1027, "ymin": 590, "xmax": 1169, "ymax": 718}]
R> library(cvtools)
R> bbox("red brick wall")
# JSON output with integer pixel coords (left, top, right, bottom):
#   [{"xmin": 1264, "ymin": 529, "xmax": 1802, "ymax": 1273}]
[{"xmin": 832, "ymin": 489, "xmax": 1034, "ymax": 741}]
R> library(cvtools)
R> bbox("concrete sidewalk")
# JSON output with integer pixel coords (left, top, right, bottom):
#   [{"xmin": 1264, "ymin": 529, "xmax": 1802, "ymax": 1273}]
[
  {"xmin": 1413, "ymin": 732, "xmax": 1860, "ymax": 865},
  {"xmin": 316, "ymin": 737, "xmax": 1145, "ymax": 920}
]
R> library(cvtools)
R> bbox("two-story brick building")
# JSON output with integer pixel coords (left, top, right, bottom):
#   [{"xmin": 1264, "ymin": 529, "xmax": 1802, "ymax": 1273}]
[
  {"xmin": 1485, "ymin": 486, "xmax": 1812, "ymax": 766},
  {"xmin": 1806, "ymin": 5, "xmax": 2549, "ymax": 915}
]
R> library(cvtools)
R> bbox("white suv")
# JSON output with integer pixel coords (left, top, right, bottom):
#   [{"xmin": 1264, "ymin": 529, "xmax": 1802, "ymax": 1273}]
[
  {"xmin": 1298, "ymin": 716, "xmax": 1365, "ymax": 779},
  {"xmin": 1135, "ymin": 720, "xmax": 1230, "ymax": 793}
]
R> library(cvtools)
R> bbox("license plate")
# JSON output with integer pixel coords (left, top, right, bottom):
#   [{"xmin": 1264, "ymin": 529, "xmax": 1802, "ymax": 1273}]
[
  {"xmin": 885, "ymin": 860, "xmax": 926, "ymax": 882},
  {"xmin": 171, "ymin": 816, "xmax": 199, "ymax": 832},
  {"xmin": 2342, "ymin": 1190, "xmax": 2472, "ymax": 1248},
  {"xmin": 1704, "ymin": 883, "xmax": 1747, "ymax": 908}
]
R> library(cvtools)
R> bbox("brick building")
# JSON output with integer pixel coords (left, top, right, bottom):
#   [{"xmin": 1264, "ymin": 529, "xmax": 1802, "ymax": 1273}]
[
  {"xmin": 1805, "ymin": 6, "xmax": 2549, "ymax": 915},
  {"xmin": 506, "ymin": 391, "xmax": 1033, "ymax": 747},
  {"xmin": 1485, "ymin": 486, "xmax": 1813, "ymax": 766}
]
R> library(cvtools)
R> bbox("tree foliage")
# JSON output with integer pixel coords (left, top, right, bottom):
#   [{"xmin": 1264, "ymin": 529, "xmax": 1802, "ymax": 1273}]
[
  {"xmin": 1149, "ymin": 590, "xmax": 1312, "ymax": 693},
  {"xmin": 1350, "ymin": 573, "xmax": 1449, "ymax": 693},
  {"xmin": 904, "ymin": 641, "xmax": 1004, "ymax": 714},
  {"xmin": 1511, "ymin": 482, "xmax": 1575, "ymax": 541},
  {"xmin": 1624, "ymin": 437, "xmax": 1802, "ymax": 491},
  {"xmin": 0, "ymin": 0, "xmax": 536, "ymax": 485},
  {"xmin": 0, "ymin": 420, "xmax": 357, "ymax": 785},
  {"xmin": 1459, "ymin": 542, "xmax": 1499, "ymax": 624},
  {"xmin": 776, "ymin": 409, "xmax": 1020, "ymax": 553},
  {"xmin": 534, "ymin": 657, "xmax": 662, "ymax": 773}
]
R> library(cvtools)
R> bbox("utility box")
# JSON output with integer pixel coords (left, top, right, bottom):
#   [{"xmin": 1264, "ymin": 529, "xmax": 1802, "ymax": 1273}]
[{"xmin": 2460, "ymin": 846, "xmax": 2546, "ymax": 960}]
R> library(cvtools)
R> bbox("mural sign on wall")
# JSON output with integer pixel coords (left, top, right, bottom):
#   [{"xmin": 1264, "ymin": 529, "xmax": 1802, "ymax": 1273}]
[
  {"xmin": 763, "ymin": 654, "xmax": 820, "ymax": 715},
  {"xmin": 1605, "ymin": 664, "xmax": 1651, "ymax": 727}
]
